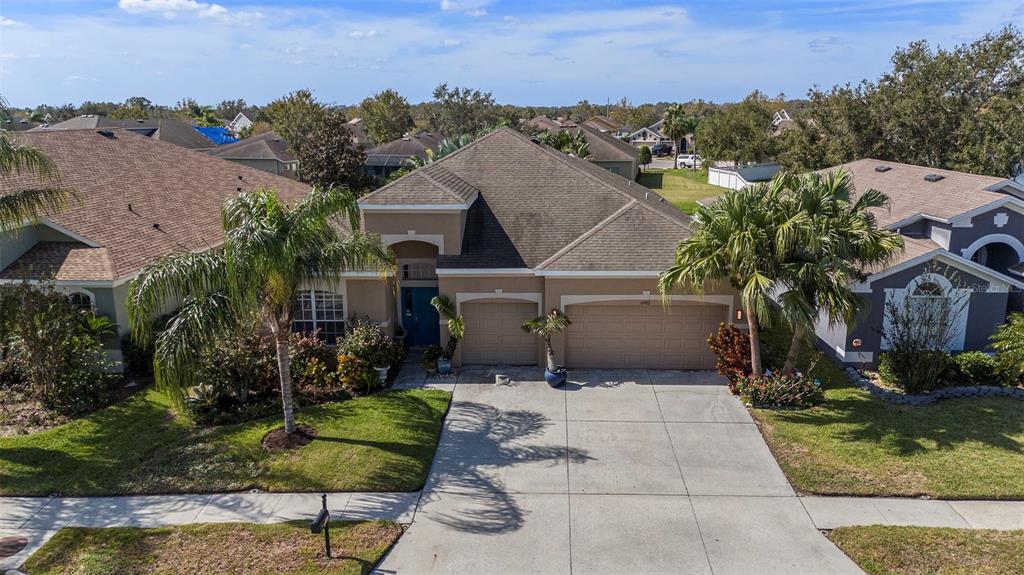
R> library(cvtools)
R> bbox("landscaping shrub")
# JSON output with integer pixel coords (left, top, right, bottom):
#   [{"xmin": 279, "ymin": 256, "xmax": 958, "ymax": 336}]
[
  {"xmin": 877, "ymin": 351, "xmax": 952, "ymax": 394},
  {"xmin": 289, "ymin": 330, "xmax": 336, "ymax": 385},
  {"xmin": 120, "ymin": 334, "xmax": 153, "ymax": 378},
  {"xmin": 951, "ymin": 351, "xmax": 1000, "ymax": 387},
  {"xmin": 337, "ymin": 317, "xmax": 404, "ymax": 375},
  {"xmin": 707, "ymin": 322, "xmax": 751, "ymax": 387},
  {"xmin": 991, "ymin": 313, "xmax": 1024, "ymax": 386},
  {"xmin": 336, "ymin": 353, "xmax": 376, "ymax": 394},
  {"xmin": 734, "ymin": 373, "xmax": 824, "ymax": 408}
]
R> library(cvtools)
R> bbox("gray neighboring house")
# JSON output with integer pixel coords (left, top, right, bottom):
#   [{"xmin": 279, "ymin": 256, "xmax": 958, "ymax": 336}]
[
  {"xmin": 814, "ymin": 159, "xmax": 1024, "ymax": 365},
  {"xmin": 574, "ymin": 124, "xmax": 640, "ymax": 180},
  {"xmin": 364, "ymin": 131, "xmax": 442, "ymax": 179},
  {"xmin": 207, "ymin": 131, "xmax": 299, "ymax": 179},
  {"xmin": 32, "ymin": 115, "xmax": 216, "ymax": 150},
  {"xmin": 0, "ymin": 128, "xmax": 312, "ymax": 363}
]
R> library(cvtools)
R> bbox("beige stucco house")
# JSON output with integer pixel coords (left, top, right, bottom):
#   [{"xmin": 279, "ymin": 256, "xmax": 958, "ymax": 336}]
[{"xmin": 349, "ymin": 128, "xmax": 745, "ymax": 369}]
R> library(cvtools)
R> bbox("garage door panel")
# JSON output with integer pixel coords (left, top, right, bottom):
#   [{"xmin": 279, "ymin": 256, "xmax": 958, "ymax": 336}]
[
  {"xmin": 461, "ymin": 301, "xmax": 538, "ymax": 365},
  {"xmin": 566, "ymin": 302, "xmax": 726, "ymax": 369}
]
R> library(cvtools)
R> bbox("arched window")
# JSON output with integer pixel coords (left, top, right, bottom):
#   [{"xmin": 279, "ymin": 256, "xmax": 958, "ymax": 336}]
[
  {"xmin": 293, "ymin": 290, "xmax": 345, "ymax": 344},
  {"xmin": 67, "ymin": 291, "xmax": 94, "ymax": 311},
  {"xmin": 912, "ymin": 282, "xmax": 944, "ymax": 297}
]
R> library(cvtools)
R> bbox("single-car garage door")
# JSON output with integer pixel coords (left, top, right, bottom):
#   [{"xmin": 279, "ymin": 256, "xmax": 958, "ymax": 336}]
[
  {"xmin": 461, "ymin": 301, "xmax": 538, "ymax": 365},
  {"xmin": 566, "ymin": 302, "xmax": 727, "ymax": 369}
]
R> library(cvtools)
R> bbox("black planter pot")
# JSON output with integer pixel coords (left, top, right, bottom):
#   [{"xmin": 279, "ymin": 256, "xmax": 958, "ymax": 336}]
[{"xmin": 544, "ymin": 367, "xmax": 568, "ymax": 388}]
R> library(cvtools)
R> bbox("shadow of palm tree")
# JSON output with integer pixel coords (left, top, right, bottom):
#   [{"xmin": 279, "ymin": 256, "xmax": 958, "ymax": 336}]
[{"xmin": 419, "ymin": 401, "xmax": 591, "ymax": 535}]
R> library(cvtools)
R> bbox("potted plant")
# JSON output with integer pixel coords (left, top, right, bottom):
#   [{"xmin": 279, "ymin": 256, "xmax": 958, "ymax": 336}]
[
  {"xmin": 421, "ymin": 345, "xmax": 443, "ymax": 375},
  {"xmin": 431, "ymin": 294, "xmax": 464, "ymax": 375},
  {"xmin": 522, "ymin": 309, "xmax": 572, "ymax": 387}
]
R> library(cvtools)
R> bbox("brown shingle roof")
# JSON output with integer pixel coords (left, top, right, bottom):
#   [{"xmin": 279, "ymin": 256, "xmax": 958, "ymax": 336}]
[
  {"xmin": 207, "ymin": 131, "xmax": 296, "ymax": 162},
  {"xmin": 362, "ymin": 128, "xmax": 689, "ymax": 270},
  {"xmin": 34, "ymin": 116, "xmax": 215, "ymax": 150},
  {"xmin": 364, "ymin": 131, "xmax": 442, "ymax": 168},
  {"xmin": 824, "ymin": 159, "xmax": 1017, "ymax": 228},
  {"xmin": 0, "ymin": 242, "xmax": 115, "ymax": 281},
  {"xmin": 3, "ymin": 129, "xmax": 312, "ymax": 282},
  {"xmin": 572, "ymin": 124, "xmax": 639, "ymax": 163},
  {"xmin": 583, "ymin": 115, "xmax": 622, "ymax": 132},
  {"xmin": 360, "ymin": 163, "xmax": 479, "ymax": 205}
]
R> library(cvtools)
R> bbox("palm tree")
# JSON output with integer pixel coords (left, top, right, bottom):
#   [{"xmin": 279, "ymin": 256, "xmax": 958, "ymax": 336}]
[
  {"xmin": 537, "ymin": 129, "xmax": 590, "ymax": 159},
  {"xmin": 127, "ymin": 185, "xmax": 393, "ymax": 434},
  {"xmin": 775, "ymin": 169, "xmax": 903, "ymax": 374},
  {"xmin": 659, "ymin": 179, "xmax": 794, "ymax": 375},
  {"xmin": 522, "ymin": 310, "xmax": 571, "ymax": 371},
  {"xmin": 403, "ymin": 134, "xmax": 476, "ymax": 169},
  {"xmin": 662, "ymin": 105, "xmax": 700, "ymax": 170},
  {"xmin": 0, "ymin": 98, "xmax": 75, "ymax": 232},
  {"xmin": 430, "ymin": 294, "xmax": 464, "ymax": 360}
]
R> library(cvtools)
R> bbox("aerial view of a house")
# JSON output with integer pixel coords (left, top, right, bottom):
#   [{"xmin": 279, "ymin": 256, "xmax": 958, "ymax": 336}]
[{"xmin": 2, "ymin": 3, "xmax": 1024, "ymax": 575}]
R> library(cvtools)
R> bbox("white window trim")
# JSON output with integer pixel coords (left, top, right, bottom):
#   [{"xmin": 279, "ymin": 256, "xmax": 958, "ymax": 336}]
[
  {"xmin": 63, "ymin": 287, "xmax": 97, "ymax": 311},
  {"xmin": 881, "ymin": 272, "xmax": 969, "ymax": 352},
  {"xmin": 380, "ymin": 232, "xmax": 446, "ymax": 255},
  {"xmin": 294, "ymin": 284, "xmax": 347, "ymax": 341}
]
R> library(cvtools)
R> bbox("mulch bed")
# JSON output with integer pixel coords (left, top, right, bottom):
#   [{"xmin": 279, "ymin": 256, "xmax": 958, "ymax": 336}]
[{"xmin": 262, "ymin": 424, "xmax": 318, "ymax": 451}]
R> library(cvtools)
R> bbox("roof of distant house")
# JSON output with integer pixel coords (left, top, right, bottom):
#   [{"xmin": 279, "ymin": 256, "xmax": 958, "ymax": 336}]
[
  {"xmin": 524, "ymin": 115, "xmax": 565, "ymax": 131},
  {"xmin": 365, "ymin": 131, "xmax": 442, "ymax": 168},
  {"xmin": 821, "ymin": 158, "xmax": 1023, "ymax": 228},
  {"xmin": 360, "ymin": 128, "xmax": 688, "ymax": 271},
  {"xmin": 583, "ymin": 115, "xmax": 622, "ymax": 132},
  {"xmin": 569, "ymin": 124, "xmax": 639, "ymax": 163},
  {"xmin": 1, "ymin": 129, "xmax": 311, "ymax": 282},
  {"xmin": 32, "ymin": 115, "xmax": 216, "ymax": 149},
  {"xmin": 3, "ymin": 118, "xmax": 41, "ymax": 132},
  {"xmin": 345, "ymin": 118, "xmax": 371, "ymax": 146},
  {"xmin": 207, "ymin": 131, "xmax": 295, "ymax": 163}
]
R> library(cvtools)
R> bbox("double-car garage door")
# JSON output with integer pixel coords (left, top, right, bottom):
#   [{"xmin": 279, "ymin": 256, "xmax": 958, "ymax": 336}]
[
  {"xmin": 460, "ymin": 298, "xmax": 726, "ymax": 369},
  {"xmin": 565, "ymin": 302, "xmax": 726, "ymax": 369}
]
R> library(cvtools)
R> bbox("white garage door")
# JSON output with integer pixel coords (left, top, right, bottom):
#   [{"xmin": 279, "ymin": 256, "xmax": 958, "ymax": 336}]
[
  {"xmin": 461, "ymin": 301, "xmax": 538, "ymax": 365},
  {"xmin": 566, "ymin": 302, "xmax": 727, "ymax": 369}
]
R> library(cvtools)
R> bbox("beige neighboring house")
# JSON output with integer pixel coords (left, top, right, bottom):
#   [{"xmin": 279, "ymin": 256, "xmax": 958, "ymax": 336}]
[
  {"xmin": 207, "ymin": 131, "xmax": 300, "ymax": 179},
  {"xmin": 582, "ymin": 115, "xmax": 625, "ymax": 136},
  {"xmin": 0, "ymin": 128, "xmax": 313, "ymax": 362},
  {"xmin": 353, "ymin": 127, "xmax": 745, "ymax": 369},
  {"xmin": 573, "ymin": 124, "xmax": 641, "ymax": 179}
]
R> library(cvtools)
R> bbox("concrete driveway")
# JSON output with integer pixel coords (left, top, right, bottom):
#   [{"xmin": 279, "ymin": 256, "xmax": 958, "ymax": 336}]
[{"xmin": 376, "ymin": 368, "xmax": 862, "ymax": 575}]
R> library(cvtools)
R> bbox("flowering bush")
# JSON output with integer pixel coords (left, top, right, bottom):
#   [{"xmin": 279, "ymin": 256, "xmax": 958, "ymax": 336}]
[
  {"xmin": 707, "ymin": 323, "xmax": 751, "ymax": 389},
  {"xmin": 734, "ymin": 373, "xmax": 823, "ymax": 408},
  {"xmin": 336, "ymin": 353, "xmax": 376, "ymax": 394},
  {"xmin": 337, "ymin": 317, "xmax": 404, "ymax": 377}
]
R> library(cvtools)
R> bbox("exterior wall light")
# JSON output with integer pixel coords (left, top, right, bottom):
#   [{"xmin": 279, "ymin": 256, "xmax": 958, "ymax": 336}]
[
  {"xmin": 852, "ymin": 339, "xmax": 862, "ymax": 348},
  {"xmin": 735, "ymin": 309, "xmax": 744, "ymax": 321}
]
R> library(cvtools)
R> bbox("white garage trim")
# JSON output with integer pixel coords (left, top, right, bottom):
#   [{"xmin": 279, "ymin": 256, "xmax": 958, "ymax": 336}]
[
  {"xmin": 456, "ymin": 292, "xmax": 543, "ymax": 316},
  {"xmin": 380, "ymin": 232, "xmax": 445, "ymax": 254},
  {"xmin": 560, "ymin": 294, "xmax": 734, "ymax": 322}
]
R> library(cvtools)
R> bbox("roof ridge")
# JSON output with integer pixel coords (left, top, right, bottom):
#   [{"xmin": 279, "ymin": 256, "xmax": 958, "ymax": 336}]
[
  {"xmin": 418, "ymin": 164, "xmax": 477, "ymax": 203},
  {"xmin": 535, "ymin": 200, "xmax": 638, "ymax": 270},
  {"xmin": 358, "ymin": 127, "xmax": 507, "ymax": 204}
]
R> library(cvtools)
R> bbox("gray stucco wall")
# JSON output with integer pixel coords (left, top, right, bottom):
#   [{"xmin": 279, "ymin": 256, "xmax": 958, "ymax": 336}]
[
  {"xmin": 836, "ymin": 260, "xmax": 1008, "ymax": 360},
  {"xmin": 594, "ymin": 160, "xmax": 638, "ymax": 180},
  {"xmin": 947, "ymin": 206, "xmax": 1024, "ymax": 258}
]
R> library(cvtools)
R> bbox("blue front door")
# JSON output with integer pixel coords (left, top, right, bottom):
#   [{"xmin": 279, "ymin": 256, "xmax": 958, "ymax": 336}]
[{"xmin": 402, "ymin": 287, "xmax": 440, "ymax": 347}]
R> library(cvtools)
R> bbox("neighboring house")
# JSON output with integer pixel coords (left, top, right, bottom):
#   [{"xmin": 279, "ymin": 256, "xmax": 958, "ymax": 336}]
[
  {"xmin": 772, "ymin": 109, "xmax": 796, "ymax": 135},
  {"xmin": 0, "ymin": 128, "xmax": 312, "ymax": 363},
  {"xmin": 353, "ymin": 127, "xmax": 746, "ymax": 369},
  {"xmin": 582, "ymin": 115, "xmax": 627, "ymax": 137},
  {"xmin": 206, "ymin": 131, "xmax": 299, "ymax": 179},
  {"xmin": 707, "ymin": 163, "xmax": 782, "ymax": 190},
  {"xmin": 627, "ymin": 121, "xmax": 673, "ymax": 150},
  {"xmin": 523, "ymin": 115, "xmax": 567, "ymax": 132},
  {"xmin": 813, "ymin": 159, "xmax": 1024, "ymax": 365},
  {"xmin": 571, "ymin": 124, "xmax": 641, "ymax": 180},
  {"xmin": 346, "ymin": 118, "xmax": 371, "ymax": 146},
  {"xmin": 193, "ymin": 126, "xmax": 239, "ymax": 146},
  {"xmin": 227, "ymin": 112, "xmax": 254, "ymax": 135},
  {"xmin": 364, "ymin": 131, "xmax": 443, "ymax": 179},
  {"xmin": 4, "ymin": 118, "xmax": 41, "ymax": 132},
  {"xmin": 33, "ymin": 115, "xmax": 217, "ymax": 150}
]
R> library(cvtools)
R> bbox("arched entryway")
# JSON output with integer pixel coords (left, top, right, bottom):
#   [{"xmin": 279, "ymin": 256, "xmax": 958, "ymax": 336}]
[
  {"xmin": 390, "ymin": 240, "xmax": 441, "ymax": 347},
  {"xmin": 962, "ymin": 234, "xmax": 1024, "ymax": 277}
]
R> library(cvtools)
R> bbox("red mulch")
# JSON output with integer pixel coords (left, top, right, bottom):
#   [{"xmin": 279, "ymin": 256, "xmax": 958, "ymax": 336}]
[{"xmin": 261, "ymin": 424, "xmax": 318, "ymax": 451}]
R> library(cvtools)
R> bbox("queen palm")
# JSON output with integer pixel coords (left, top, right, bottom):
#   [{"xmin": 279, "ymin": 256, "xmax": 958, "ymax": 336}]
[
  {"xmin": 127, "ymin": 185, "xmax": 393, "ymax": 434},
  {"xmin": 775, "ymin": 169, "xmax": 903, "ymax": 374},
  {"xmin": 659, "ymin": 179, "xmax": 795, "ymax": 375},
  {"xmin": 0, "ymin": 98, "xmax": 75, "ymax": 232}
]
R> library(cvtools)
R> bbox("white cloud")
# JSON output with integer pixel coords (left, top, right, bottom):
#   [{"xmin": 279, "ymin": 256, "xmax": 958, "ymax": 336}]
[
  {"xmin": 440, "ymin": 0, "xmax": 491, "ymax": 13},
  {"xmin": 465, "ymin": 9, "xmax": 487, "ymax": 17},
  {"xmin": 118, "ymin": 0, "xmax": 228, "ymax": 18},
  {"xmin": 349, "ymin": 30, "xmax": 379, "ymax": 39},
  {"xmin": 442, "ymin": 38, "xmax": 462, "ymax": 47},
  {"xmin": 0, "ymin": 17, "xmax": 25, "ymax": 26},
  {"xmin": 440, "ymin": 0, "xmax": 454, "ymax": 10}
]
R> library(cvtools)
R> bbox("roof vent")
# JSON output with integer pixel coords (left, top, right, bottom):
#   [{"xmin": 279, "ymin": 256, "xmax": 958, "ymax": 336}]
[
  {"xmin": 874, "ymin": 165, "xmax": 891, "ymax": 173},
  {"xmin": 924, "ymin": 173, "xmax": 945, "ymax": 182},
  {"xmin": 96, "ymin": 130, "xmax": 116, "ymax": 139}
]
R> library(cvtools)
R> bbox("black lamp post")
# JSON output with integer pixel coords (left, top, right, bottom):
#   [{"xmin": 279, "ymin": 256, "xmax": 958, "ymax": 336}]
[{"xmin": 310, "ymin": 493, "xmax": 332, "ymax": 558}]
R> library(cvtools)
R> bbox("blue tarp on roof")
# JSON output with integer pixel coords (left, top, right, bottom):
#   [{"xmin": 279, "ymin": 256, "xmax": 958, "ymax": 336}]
[{"xmin": 193, "ymin": 126, "xmax": 239, "ymax": 146}]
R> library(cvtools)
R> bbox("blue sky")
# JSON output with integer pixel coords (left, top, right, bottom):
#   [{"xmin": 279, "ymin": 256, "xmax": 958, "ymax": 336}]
[{"xmin": 1, "ymin": 0, "xmax": 1022, "ymax": 107}]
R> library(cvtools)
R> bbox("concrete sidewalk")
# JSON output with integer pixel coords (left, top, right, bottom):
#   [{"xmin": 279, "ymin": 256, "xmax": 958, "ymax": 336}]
[
  {"xmin": 802, "ymin": 496, "xmax": 1024, "ymax": 530},
  {"xmin": 0, "ymin": 491, "xmax": 420, "ymax": 570}
]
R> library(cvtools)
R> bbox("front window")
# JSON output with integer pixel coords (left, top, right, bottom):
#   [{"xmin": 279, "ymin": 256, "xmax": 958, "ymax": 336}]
[
  {"xmin": 402, "ymin": 262, "xmax": 437, "ymax": 280},
  {"xmin": 293, "ymin": 290, "xmax": 345, "ymax": 344},
  {"xmin": 67, "ymin": 292, "xmax": 94, "ymax": 311}
]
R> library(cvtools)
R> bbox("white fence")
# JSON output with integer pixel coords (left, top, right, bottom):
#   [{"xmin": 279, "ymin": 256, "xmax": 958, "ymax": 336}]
[{"xmin": 707, "ymin": 163, "xmax": 782, "ymax": 191}]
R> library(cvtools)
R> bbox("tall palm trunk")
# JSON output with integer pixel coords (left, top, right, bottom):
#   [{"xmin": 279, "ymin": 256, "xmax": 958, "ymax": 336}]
[
  {"xmin": 273, "ymin": 332, "xmax": 297, "ymax": 434},
  {"xmin": 747, "ymin": 304, "xmax": 763, "ymax": 376},
  {"xmin": 781, "ymin": 324, "xmax": 803, "ymax": 376}
]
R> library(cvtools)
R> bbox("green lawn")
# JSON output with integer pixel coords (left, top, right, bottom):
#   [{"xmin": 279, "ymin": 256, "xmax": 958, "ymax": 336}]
[
  {"xmin": 637, "ymin": 168, "xmax": 722, "ymax": 213},
  {"xmin": 752, "ymin": 329, "xmax": 1024, "ymax": 499},
  {"xmin": 829, "ymin": 526, "xmax": 1024, "ymax": 575},
  {"xmin": 0, "ymin": 387, "xmax": 450, "ymax": 496},
  {"xmin": 23, "ymin": 520, "xmax": 402, "ymax": 575}
]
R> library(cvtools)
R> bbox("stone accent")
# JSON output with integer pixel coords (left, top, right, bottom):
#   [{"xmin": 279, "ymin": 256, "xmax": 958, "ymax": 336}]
[{"xmin": 845, "ymin": 367, "xmax": 1024, "ymax": 405}]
